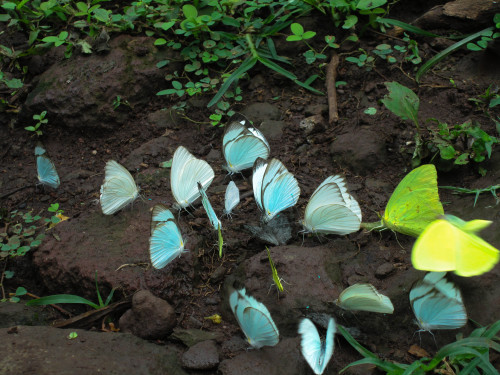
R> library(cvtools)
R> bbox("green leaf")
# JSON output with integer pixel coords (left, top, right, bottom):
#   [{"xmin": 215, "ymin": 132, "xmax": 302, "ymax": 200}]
[
  {"xmin": 357, "ymin": 0, "xmax": 386, "ymax": 10},
  {"xmin": 343, "ymin": 15, "xmax": 358, "ymax": 29},
  {"xmin": 381, "ymin": 82, "xmax": 420, "ymax": 128},
  {"xmin": 4, "ymin": 270, "xmax": 14, "ymax": 279},
  {"xmin": 364, "ymin": 107, "xmax": 377, "ymax": 115},
  {"xmin": 290, "ymin": 22, "xmax": 304, "ymax": 35},
  {"xmin": 154, "ymin": 38, "xmax": 167, "ymax": 46},
  {"xmin": 172, "ymin": 81, "xmax": 183, "ymax": 90},
  {"xmin": 302, "ymin": 31, "xmax": 316, "ymax": 40},
  {"xmin": 489, "ymin": 97, "xmax": 500, "ymax": 108},
  {"xmin": 286, "ymin": 35, "xmax": 302, "ymax": 42},
  {"xmin": 1, "ymin": 2, "xmax": 16, "ymax": 10},
  {"xmin": 26, "ymin": 294, "xmax": 100, "ymax": 309},
  {"xmin": 439, "ymin": 145, "xmax": 456, "ymax": 159},
  {"xmin": 455, "ymin": 153, "xmax": 469, "ymax": 165},
  {"xmin": 182, "ymin": 4, "xmax": 197, "ymax": 19},
  {"xmin": 15, "ymin": 287, "xmax": 27, "ymax": 296},
  {"xmin": 159, "ymin": 159, "xmax": 172, "ymax": 168}
]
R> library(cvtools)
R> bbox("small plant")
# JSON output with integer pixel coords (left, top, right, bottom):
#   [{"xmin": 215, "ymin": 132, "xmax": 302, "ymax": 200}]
[
  {"xmin": 112, "ymin": 95, "xmax": 131, "ymax": 110},
  {"xmin": 26, "ymin": 271, "xmax": 116, "ymax": 310},
  {"xmin": 339, "ymin": 320, "xmax": 500, "ymax": 374},
  {"xmin": 346, "ymin": 49, "xmax": 375, "ymax": 70},
  {"xmin": 1, "ymin": 286, "xmax": 27, "ymax": 303},
  {"xmin": 0, "ymin": 210, "xmax": 45, "ymax": 257},
  {"xmin": 440, "ymin": 184, "xmax": 500, "ymax": 207},
  {"xmin": 0, "ymin": 71, "xmax": 23, "ymax": 89},
  {"xmin": 25, "ymin": 111, "xmax": 48, "ymax": 137}
]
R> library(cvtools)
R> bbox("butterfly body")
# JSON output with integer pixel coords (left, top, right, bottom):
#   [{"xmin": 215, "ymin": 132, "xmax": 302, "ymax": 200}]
[
  {"xmin": 382, "ymin": 164, "xmax": 443, "ymax": 237},
  {"xmin": 410, "ymin": 272, "xmax": 467, "ymax": 332},
  {"xmin": 298, "ymin": 317, "xmax": 336, "ymax": 375},
  {"xmin": 302, "ymin": 175, "xmax": 361, "ymax": 235},
  {"xmin": 100, "ymin": 160, "xmax": 139, "ymax": 215},
  {"xmin": 229, "ymin": 287, "xmax": 279, "ymax": 349},
  {"xmin": 253, "ymin": 158, "xmax": 300, "ymax": 223},
  {"xmin": 171, "ymin": 146, "xmax": 214, "ymax": 209},
  {"xmin": 223, "ymin": 113, "xmax": 270, "ymax": 173}
]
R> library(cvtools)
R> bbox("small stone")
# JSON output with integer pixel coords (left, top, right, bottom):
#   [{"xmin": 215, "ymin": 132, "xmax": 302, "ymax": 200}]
[
  {"xmin": 170, "ymin": 328, "xmax": 223, "ymax": 347},
  {"xmin": 91, "ymin": 150, "xmax": 97, "ymax": 155},
  {"xmin": 375, "ymin": 263, "xmax": 394, "ymax": 278},
  {"xmin": 181, "ymin": 340, "xmax": 219, "ymax": 370},
  {"xmin": 299, "ymin": 115, "xmax": 325, "ymax": 136}
]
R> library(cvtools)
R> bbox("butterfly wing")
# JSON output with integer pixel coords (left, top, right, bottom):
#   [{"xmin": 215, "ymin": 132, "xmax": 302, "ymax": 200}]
[
  {"xmin": 37, "ymin": 154, "xmax": 60, "ymax": 189},
  {"xmin": 336, "ymin": 284, "xmax": 394, "ymax": 314},
  {"xmin": 225, "ymin": 135, "xmax": 270, "ymax": 173},
  {"xmin": 224, "ymin": 181, "xmax": 240, "ymax": 216},
  {"xmin": 229, "ymin": 287, "xmax": 279, "ymax": 349},
  {"xmin": 323, "ymin": 318, "xmax": 336, "ymax": 374},
  {"xmin": 252, "ymin": 158, "xmax": 268, "ymax": 212},
  {"xmin": 149, "ymin": 221, "xmax": 185, "ymax": 269},
  {"xmin": 412, "ymin": 219, "xmax": 500, "ymax": 277},
  {"xmin": 151, "ymin": 204, "xmax": 175, "ymax": 234},
  {"xmin": 304, "ymin": 204, "xmax": 361, "ymax": 235},
  {"xmin": 261, "ymin": 159, "xmax": 300, "ymax": 223},
  {"xmin": 382, "ymin": 164, "xmax": 444, "ymax": 237},
  {"xmin": 171, "ymin": 146, "xmax": 214, "ymax": 208},
  {"xmin": 198, "ymin": 182, "xmax": 221, "ymax": 230},
  {"xmin": 100, "ymin": 161, "xmax": 139, "ymax": 215},
  {"xmin": 410, "ymin": 272, "xmax": 467, "ymax": 331},
  {"xmin": 298, "ymin": 318, "xmax": 324, "ymax": 375},
  {"xmin": 35, "ymin": 143, "xmax": 46, "ymax": 156}
]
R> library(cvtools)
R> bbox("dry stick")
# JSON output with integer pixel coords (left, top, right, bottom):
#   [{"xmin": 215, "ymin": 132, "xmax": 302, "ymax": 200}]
[{"xmin": 326, "ymin": 54, "xmax": 340, "ymax": 124}]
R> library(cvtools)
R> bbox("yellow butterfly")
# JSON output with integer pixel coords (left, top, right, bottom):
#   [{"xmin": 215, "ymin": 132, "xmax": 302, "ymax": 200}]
[
  {"xmin": 381, "ymin": 164, "xmax": 444, "ymax": 237},
  {"xmin": 412, "ymin": 215, "xmax": 499, "ymax": 277}
]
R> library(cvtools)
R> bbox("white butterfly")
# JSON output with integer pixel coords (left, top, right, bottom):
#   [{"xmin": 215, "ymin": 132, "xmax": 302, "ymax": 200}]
[
  {"xmin": 223, "ymin": 113, "xmax": 270, "ymax": 173},
  {"xmin": 335, "ymin": 284, "xmax": 394, "ymax": 314},
  {"xmin": 100, "ymin": 160, "xmax": 139, "ymax": 215},
  {"xmin": 229, "ymin": 287, "xmax": 279, "ymax": 349},
  {"xmin": 410, "ymin": 272, "xmax": 467, "ymax": 333},
  {"xmin": 223, "ymin": 181, "xmax": 240, "ymax": 217},
  {"xmin": 302, "ymin": 175, "xmax": 361, "ymax": 235},
  {"xmin": 149, "ymin": 209, "xmax": 185, "ymax": 269},
  {"xmin": 197, "ymin": 182, "xmax": 221, "ymax": 231},
  {"xmin": 298, "ymin": 317, "xmax": 336, "ymax": 375},
  {"xmin": 252, "ymin": 158, "xmax": 300, "ymax": 223},
  {"xmin": 171, "ymin": 146, "xmax": 214, "ymax": 210}
]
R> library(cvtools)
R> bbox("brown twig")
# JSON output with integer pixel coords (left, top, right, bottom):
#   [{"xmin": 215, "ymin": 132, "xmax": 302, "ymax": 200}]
[{"xmin": 326, "ymin": 54, "xmax": 340, "ymax": 124}]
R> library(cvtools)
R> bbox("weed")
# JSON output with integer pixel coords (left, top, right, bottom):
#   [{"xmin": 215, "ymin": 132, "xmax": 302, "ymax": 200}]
[
  {"xmin": 440, "ymin": 184, "xmax": 500, "ymax": 207},
  {"xmin": 345, "ymin": 49, "xmax": 375, "ymax": 70},
  {"xmin": 25, "ymin": 110, "xmax": 48, "ymax": 136}
]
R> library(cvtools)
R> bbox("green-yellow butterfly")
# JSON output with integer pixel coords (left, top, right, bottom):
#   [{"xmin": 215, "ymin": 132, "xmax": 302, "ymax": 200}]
[
  {"xmin": 412, "ymin": 215, "xmax": 500, "ymax": 277},
  {"xmin": 381, "ymin": 164, "xmax": 444, "ymax": 237}
]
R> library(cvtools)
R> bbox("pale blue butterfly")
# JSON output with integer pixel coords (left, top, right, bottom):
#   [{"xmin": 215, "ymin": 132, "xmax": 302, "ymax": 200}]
[
  {"xmin": 252, "ymin": 158, "xmax": 300, "ymax": 223},
  {"xmin": 302, "ymin": 175, "xmax": 361, "ymax": 235},
  {"xmin": 150, "ymin": 204, "xmax": 174, "ymax": 234},
  {"xmin": 100, "ymin": 160, "xmax": 139, "ymax": 215},
  {"xmin": 223, "ymin": 113, "xmax": 270, "ymax": 173},
  {"xmin": 410, "ymin": 272, "xmax": 467, "ymax": 333},
  {"xmin": 229, "ymin": 286, "xmax": 279, "ymax": 349},
  {"xmin": 171, "ymin": 146, "xmax": 214, "ymax": 210},
  {"xmin": 197, "ymin": 182, "xmax": 221, "ymax": 231},
  {"xmin": 35, "ymin": 144, "xmax": 60, "ymax": 189},
  {"xmin": 149, "ymin": 210, "xmax": 185, "ymax": 269},
  {"xmin": 223, "ymin": 181, "xmax": 240, "ymax": 217},
  {"xmin": 298, "ymin": 317, "xmax": 336, "ymax": 375}
]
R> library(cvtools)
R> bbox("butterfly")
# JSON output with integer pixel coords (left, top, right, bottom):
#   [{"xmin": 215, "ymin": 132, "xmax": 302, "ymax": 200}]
[
  {"xmin": 410, "ymin": 272, "xmax": 467, "ymax": 333},
  {"xmin": 150, "ymin": 204, "xmax": 174, "ymax": 234},
  {"xmin": 197, "ymin": 182, "xmax": 222, "ymax": 231},
  {"xmin": 302, "ymin": 175, "xmax": 361, "ymax": 235},
  {"xmin": 380, "ymin": 164, "xmax": 444, "ymax": 237},
  {"xmin": 224, "ymin": 181, "xmax": 240, "ymax": 217},
  {"xmin": 223, "ymin": 113, "xmax": 270, "ymax": 173},
  {"xmin": 412, "ymin": 215, "xmax": 500, "ymax": 277},
  {"xmin": 252, "ymin": 158, "xmax": 300, "ymax": 223},
  {"xmin": 149, "ymin": 208, "xmax": 185, "ymax": 269},
  {"xmin": 298, "ymin": 317, "xmax": 336, "ymax": 375},
  {"xmin": 171, "ymin": 146, "xmax": 214, "ymax": 210},
  {"xmin": 334, "ymin": 284, "xmax": 394, "ymax": 314},
  {"xmin": 100, "ymin": 160, "xmax": 139, "ymax": 215},
  {"xmin": 245, "ymin": 214, "xmax": 292, "ymax": 246},
  {"xmin": 229, "ymin": 286, "xmax": 279, "ymax": 349},
  {"xmin": 35, "ymin": 144, "xmax": 60, "ymax": 189}
]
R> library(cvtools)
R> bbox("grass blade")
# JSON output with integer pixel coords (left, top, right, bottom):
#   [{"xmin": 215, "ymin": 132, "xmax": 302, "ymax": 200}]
[
  {"xmin": 26, "ymin": 294, "xmax": 100, "ymax": 310},
  {"xmin": 378, "ymin": 18, "xmax": 441, "ymax": 38}
]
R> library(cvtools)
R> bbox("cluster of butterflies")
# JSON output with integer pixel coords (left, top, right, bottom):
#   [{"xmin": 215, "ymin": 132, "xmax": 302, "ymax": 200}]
[{"xmin": 229, "ymin": 269, "xmax": 467, "ymax": 375}]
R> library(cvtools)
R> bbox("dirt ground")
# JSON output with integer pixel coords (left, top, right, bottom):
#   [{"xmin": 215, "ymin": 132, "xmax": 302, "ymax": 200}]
[{"xmin": 1, "ymin": 1, "xmax": 500, "ymax": 374}]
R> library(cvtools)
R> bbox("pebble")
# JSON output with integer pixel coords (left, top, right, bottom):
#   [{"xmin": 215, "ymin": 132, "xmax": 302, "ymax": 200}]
[
  {"xmin": 375, "ymin": 262, "xmax": 395, "ymax": 278},
  {"xmin": 181, "ymin": 340, "xmax": 219, "ymax": 370}
]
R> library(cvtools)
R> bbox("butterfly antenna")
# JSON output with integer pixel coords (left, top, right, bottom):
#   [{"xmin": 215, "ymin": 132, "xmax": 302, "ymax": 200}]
[{"xmin": 393, "ymin": 231, "xmax": 405, "ymax": 249}]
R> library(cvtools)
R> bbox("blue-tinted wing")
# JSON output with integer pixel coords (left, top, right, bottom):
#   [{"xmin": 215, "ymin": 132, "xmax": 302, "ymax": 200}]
[
  {"xmin": 37, "ymin": 154, "xmax": 60, "ymax": 189},
  {"xmin": 151, "ymin": 204, "xmax": 175, "ymax": 234},
  {"xmin": 252, "ymin": 158, "xmax": 268, "ymax": 212},
  {"xmin": 197, "ymin": 182, "xmax": 221, "ymax": 230},
  {"xmin": 100, "ymin": 161, "xmax": 139, "ymax": 215},
  {"xmin": 149, "ymin": 221, "xmax": 185, "ymax": 269},
  {"xmin": 298, "ymin": 317, "xmax": 336, "ymax": 375},
  {"xmin": 224, "ymin": 181, "xmax": 240, "ymax": 216},
  {"xmin": 224, "ymin": 135, "xmax": 270, "ymax": 173},
  {"xmin": 35, "ymin": 143, "xmax": 46, "ymax": 156},
  {"xmin": 229, "ymin": 287, "xmax": 279, "ymax": 349}
]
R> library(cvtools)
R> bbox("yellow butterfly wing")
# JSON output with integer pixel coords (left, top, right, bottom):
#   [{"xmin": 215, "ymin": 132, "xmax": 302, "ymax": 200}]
[
  {"xmin": 412, "ymin": 219, "xmax": 500, "ymax": 277},
  {"xmin": 382, "ymin": 164, "xmax": 444, "ymax": 237}
]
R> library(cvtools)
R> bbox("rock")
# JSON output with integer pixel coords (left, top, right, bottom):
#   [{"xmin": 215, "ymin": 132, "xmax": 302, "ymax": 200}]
[
  {"xmin": 0, "ymin": 303, "xmax": 51, "ymax": 328},
  {"xmin": 219, "ymin": 337, "xmax": 306, "ymax": 375},
  {"xmin": 329, "ymin": 128, "xmax": 387, "ymax": 176},
  {"xmin": 375, "ymin": 263, "xmax": 395, "ymax": 278},
  {"xmin": 0, "ymin": 325, "xmax": 187, "ymax": 375},
  {"xmin": 259, "ymin": 120, "xmax": 285, "ymax": 140},
  {"xmin": 119, "ymin": 290, "xmax": 176, "ymax": 340},
  {"xmin": 170, "ymin": 328, "xmax": 224, "ymax": 347},
  {"xmin": 241, "ymin": 103, "xmax": 281, "ymax": 123},
  {"xmin": 123, "ymin": 136, "xmax": 172, "ymax": 169},
  {"xmin": 181, "ymin": 340, "xmax": 219, "ymax": 370},
  {"xmin": 299, "ymin": 115, "xmax": 326, "ymax": 136},
  {"xmin": 23, "ymin": 35, "xmax": 181, "ymax": 129}
]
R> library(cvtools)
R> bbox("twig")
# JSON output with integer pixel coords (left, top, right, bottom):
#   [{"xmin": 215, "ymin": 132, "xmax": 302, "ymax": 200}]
[
  {"xmin": 26, "ymin": 292, "xmax": 73, "ymax": 317},
  {"xmin": 0, "ymin": 259, "xmax": 7, "ymax": 300},
  {"xmin": 326, "ymin": 54, "xmax": 340, "ymax": 124}
]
